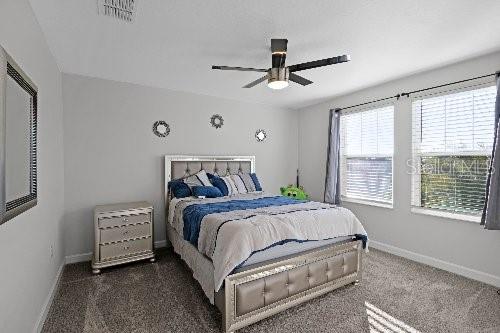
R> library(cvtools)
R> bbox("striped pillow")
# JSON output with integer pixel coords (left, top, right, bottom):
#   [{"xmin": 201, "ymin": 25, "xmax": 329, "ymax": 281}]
[
  {"xmin": 183, "ymin": 170, "xmax": 212, "ymax": 189},
  {"xmin": 231, "ymin": 175, "xmax": 248, "ymax": 194},
  {"xmin": 239, "ymin": 173, "xmax": 256, "ymax": 192},
  {"xmin": 221, "ymin": 176, "xmax": 238, "ymax": 195}
]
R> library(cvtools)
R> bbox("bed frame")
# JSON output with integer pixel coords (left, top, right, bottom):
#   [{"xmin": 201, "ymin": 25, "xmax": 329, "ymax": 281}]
[{"xmin": 164, "ymin": 155, "xmax": 363, "ymax": 332}]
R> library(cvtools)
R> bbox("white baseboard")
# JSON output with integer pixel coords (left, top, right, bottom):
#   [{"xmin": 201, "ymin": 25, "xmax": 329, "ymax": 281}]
[
  {"xmin": 370, "ymin": 240, "xmax": 500, "ymax": 288},
  {"xmin": 36, "ymin": 238, "xmax": 170, "ymax": 331},
  {"xmin": 33, "ymin": 261, "xmax": 64, "ymax": 333},
  {"xmin": 64, "ymin": 240, "xmax": 170, "ymax": 265},
  {"xmin": 154, "ymin": 239, "xmax": 169, "ymax": 248},
  {"xmin": 33, "ymin": 239, "xmax": 499, "ymax": 332},
  {"xmin": 65, "ymin": 252, "xmax": 92, "ymax": 264}
]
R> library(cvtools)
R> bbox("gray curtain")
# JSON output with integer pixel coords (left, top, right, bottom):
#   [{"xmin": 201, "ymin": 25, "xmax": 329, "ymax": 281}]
[
  {"xmin": 324, "ymin": 109, "xmax": 341, "ymax": 204},
  {"xmin": 481, "ymin": 74, "xmax": 500, "ymax": 230}
]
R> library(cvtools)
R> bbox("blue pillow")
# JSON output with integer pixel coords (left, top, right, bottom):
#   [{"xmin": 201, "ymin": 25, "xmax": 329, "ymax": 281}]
[
  {"xmin": 192, "ymin": 186, "xmax": 223, "ymax": 198},
  {"xmin": 168, "ymin": 180, "xmax": 191, "ymax": 198},
  {"xmin": 210, "ymin": 177, "xmax": 229, "ymax": 196},
  {"xmin": 250, "ymin": 173, "xmax": 262, "ymax": 191}
]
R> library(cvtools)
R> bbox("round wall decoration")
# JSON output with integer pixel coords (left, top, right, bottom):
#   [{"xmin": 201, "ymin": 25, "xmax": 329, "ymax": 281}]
[
  {"xmin": 255, "ymin": 129, "xmax": 267, "ymax": 142},
  {"xmin": 210, "ymin": 114, "xmax": 224, "ymax": 129},
  {"xmin": 153, "ymin": 120, "xmax": 170, "ymax": 137}
]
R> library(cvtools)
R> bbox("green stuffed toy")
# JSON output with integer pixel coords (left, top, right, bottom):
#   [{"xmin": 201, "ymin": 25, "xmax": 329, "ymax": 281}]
[{"xmin": 280, "ymin": 185, "xmax": 309, "ymax": 200}]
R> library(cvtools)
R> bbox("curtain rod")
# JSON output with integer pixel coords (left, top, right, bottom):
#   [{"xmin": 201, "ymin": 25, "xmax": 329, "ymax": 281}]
[
  {"xmin": 334, "ymin": 70, "xmax": 499, "ymax": 112},
  {"xmin": 334, "ymin": 94, "xmax": 402, "ymax": 112},
  {"xmin": 400, "ymin": 70, "xmax": 500, "ymax": 98}
]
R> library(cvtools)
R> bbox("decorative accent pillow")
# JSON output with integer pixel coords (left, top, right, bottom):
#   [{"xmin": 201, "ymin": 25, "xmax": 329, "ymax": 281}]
[
  {"xmin": 231, "ymin": 175, "xmax": 248, "ymax": 194},
  {"xmin": 209, "ymin": 176, "xmax": 229, "ymax": 196},
  {"xmin": 221, "ymin": 176, "xmax": 238, "ymax": 195},
  {"xmin": 183, "ymin": 170, "xmax": 212, "ymax": 188},
  {"xmin": 192, "ymin": 186, "xmax": 223, "ymax": 198},
  {"xmin": 168, "ymin": 180, "xmax": 192, "ymax": 198},
  {"xmin": 250, "ymin": 173, "xmax": 263, "ymax": 191},
  {"xmin": 239, "ymin": 173, "xmax": 256, "ymax": 192}
]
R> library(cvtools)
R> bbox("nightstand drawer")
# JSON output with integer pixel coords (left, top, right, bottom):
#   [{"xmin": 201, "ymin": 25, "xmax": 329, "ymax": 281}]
[
  {"xmin": 100, "ymin": 223, "xmax": 151, "ymax": 244},
  {"xmin": 100, "ymin": 238, "xmax": 151, "ymax": 261},
  {"xmin": 99, "ymin": 213, "xmax": 150, "ymax": 228}
]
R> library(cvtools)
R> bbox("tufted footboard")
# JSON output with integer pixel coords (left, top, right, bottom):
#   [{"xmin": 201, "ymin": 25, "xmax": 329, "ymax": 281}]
[{"xmin": 219, "ymin": 240, "xmax": 363, "ymax": 332}]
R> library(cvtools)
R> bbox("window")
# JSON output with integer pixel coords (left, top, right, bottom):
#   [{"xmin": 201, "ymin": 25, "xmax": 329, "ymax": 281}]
[
  {"xmin": 340, "ymin": 105, "xmax": 394, "ymax": 205},
  {"xmin": 411, "ymin": 85, "xmax": 497, "ymax": 216}
]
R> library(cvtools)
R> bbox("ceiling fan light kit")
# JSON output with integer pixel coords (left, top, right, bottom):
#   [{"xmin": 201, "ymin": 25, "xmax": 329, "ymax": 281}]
[{"xmin": 212, "ymin": 38, "xmax": 350, "ymax": 90}]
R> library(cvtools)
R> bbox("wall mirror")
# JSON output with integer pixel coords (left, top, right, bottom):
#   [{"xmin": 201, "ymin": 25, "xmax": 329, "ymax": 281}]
[
  {"xmin": 210, "ymin": 114, "xmax": 224, "ymax": 129},
  {"xmin": 255, "ymin": 129, "xmax": 267, "ymax": 142},
  {"xmin": 0, "ymin": 47, "xmax": 38, "ymax": 224},
  {"xmin": 153, "ymin": 120, "xmax": 170, "ymax": 138}
]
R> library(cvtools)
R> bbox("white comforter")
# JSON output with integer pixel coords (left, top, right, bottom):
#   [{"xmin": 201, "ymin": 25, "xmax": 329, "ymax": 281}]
[{"xmin": 169, "ymin": 193, "xmax": 367, "ymax": 292}]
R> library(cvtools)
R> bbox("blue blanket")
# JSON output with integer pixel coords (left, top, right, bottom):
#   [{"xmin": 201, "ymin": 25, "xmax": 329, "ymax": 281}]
[{"xmin": 183, "ymin": 196, "xmax": 305, "ymax": 246}]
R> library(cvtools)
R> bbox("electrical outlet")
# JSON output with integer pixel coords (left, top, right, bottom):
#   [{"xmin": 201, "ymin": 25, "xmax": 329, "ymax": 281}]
[{"xmin": 50, "ymin": 244, "xmax": 54, "ymax": 259}]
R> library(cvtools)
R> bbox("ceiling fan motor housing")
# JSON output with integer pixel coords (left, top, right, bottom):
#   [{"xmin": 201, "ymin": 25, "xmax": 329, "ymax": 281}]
[
  {"xmin": 272, "ymin": 51, "xmax": 287, "ymax": 68},
  {"xmin": 268, "ymin": 67, "xmax": 289, "ymax": 85}
]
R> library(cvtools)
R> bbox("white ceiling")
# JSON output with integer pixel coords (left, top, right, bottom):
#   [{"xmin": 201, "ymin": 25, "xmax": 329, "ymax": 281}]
[{"xmin": 29, "ymin": 0, "xmax": 500, "ymax": 109}]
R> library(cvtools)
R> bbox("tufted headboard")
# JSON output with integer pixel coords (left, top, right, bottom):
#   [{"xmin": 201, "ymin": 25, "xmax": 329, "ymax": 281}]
[{"xmin": 164, "ymin": 155, "xmax": 255, "ymax": 204}]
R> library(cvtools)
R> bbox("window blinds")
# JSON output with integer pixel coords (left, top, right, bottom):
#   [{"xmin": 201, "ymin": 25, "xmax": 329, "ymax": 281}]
[
  {"xmin": 412, "ymin": 85, "xmax": 497, "ymax": 214},
  {"xmin": 340, "ymin": 105, "xmax": 394, "ymax": 204}
]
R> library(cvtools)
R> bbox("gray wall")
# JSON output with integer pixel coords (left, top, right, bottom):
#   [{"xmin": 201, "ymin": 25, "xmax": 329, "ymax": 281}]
[
  {"xmin": 62, "ymin": 74, "xmax": 299, "ymax": 256},
  {"xmin": 298, "ymin": 51, "xmax": 500, "ymax": 285},
  {"xmin": 0, "ymin": 0, "xmax": 65, "ymax": 332}
]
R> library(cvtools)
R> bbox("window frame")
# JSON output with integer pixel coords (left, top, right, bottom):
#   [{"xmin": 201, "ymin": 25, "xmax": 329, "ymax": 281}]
[
  {"xmin": 339, "ymin": 102, "xmax": 395, "ymax": 208},
  {"xmin": 410, "ymin": 80, "xmax": 497, "ymax": 222}
]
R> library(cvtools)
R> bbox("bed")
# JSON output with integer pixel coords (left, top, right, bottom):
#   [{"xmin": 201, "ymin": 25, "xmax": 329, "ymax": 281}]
[{"xmin": 164, "ymin": 155, "xmax": 367, "ymax": 332}]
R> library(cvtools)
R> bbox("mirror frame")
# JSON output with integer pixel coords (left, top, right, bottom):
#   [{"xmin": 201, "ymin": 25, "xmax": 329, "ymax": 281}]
[
  {"xmin": 0, "ymin": 46, "xmax": 38, "ymax": 224},
  {"xmin": 152, "ymin": 120, "xmax": 170, "ymax": 138},
  {"xmin": 255, "ymin": 129, "xmax": 267, "ymax": 142},
  {"xmin": 210, "ymin": 114, "xmax": 224, "ymax": 129}
]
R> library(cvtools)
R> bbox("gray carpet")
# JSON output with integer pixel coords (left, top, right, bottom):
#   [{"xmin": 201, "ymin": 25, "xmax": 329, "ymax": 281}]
[{"xmin": 42, "ymin": 248, "xmax": 500, "ymax": 333}]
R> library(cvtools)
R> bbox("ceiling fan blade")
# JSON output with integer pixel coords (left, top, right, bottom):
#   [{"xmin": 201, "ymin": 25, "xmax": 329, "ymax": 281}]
[
  {"xmin": 271, "ymin": 39, "xmax": 288, "ymax": 53},
  {"xmin": 243, "ymin": 75, "xmax": 269, "ymax": 88},
  {"xmin": 288, "ymin": 55, "xmax": 350, "ymax": 72},
  {"xmin": 212, "ymin": 65, "xmax": 268, "ymax": 72},
  {"xmin": 289, "ymin": 73, "xmax": 313, "ymax": 86}
]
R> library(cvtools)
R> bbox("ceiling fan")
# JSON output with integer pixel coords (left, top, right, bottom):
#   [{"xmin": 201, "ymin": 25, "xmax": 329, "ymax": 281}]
[{"xmin": 212, "ymin": 38, "xmax": 350, "ymax": 90}]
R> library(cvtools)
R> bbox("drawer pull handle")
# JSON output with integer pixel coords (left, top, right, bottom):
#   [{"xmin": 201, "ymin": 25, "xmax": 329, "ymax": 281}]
[
  {"xmin": 123, "ymin": 246, "xmax": 130, "ymax": 250},
  {"xmin": 123, "ymin": 231, "xmax": 129, "ymax": 235},
  {"xmin": 123, "ymin": 218, "xmax": 129, "ymax": 222}
]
